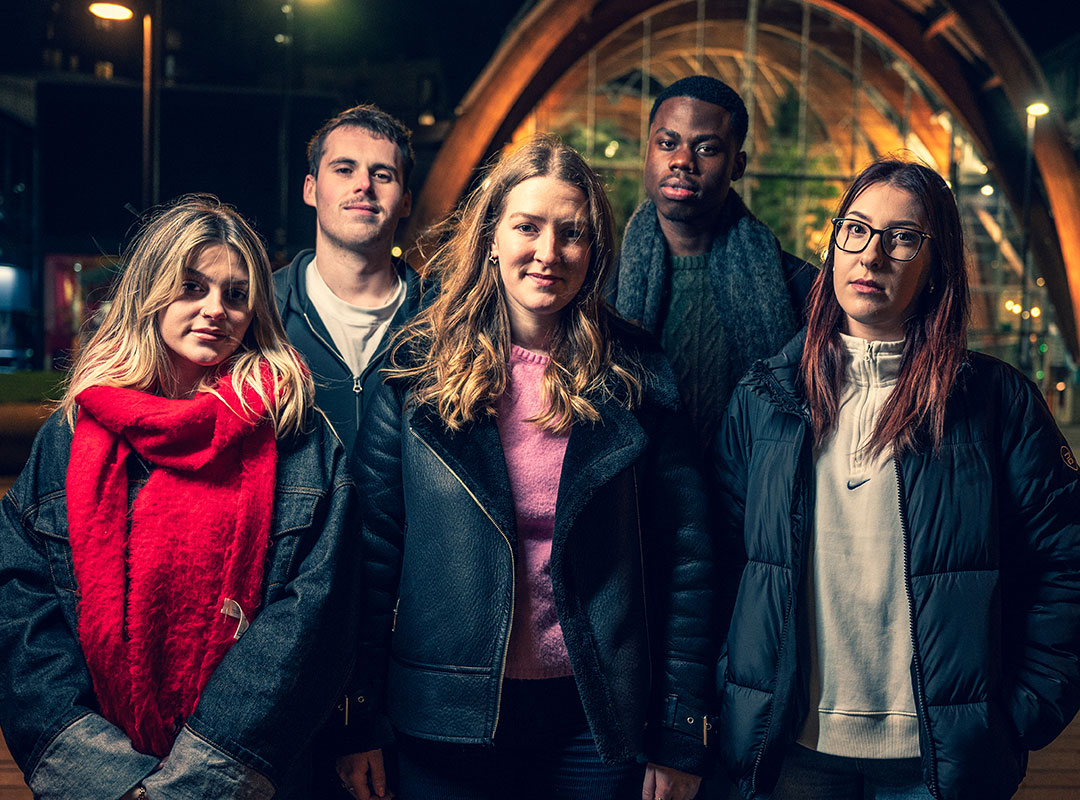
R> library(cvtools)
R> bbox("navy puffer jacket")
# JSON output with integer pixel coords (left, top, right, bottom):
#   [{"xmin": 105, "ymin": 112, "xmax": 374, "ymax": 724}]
[{"xmin": 713, "ymin": 332, "xmax": 1080, "ymax": 800}]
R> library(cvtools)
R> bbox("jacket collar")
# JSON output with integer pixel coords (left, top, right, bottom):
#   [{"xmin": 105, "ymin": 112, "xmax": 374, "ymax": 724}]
[
  {"xmin": 408, "ymin": 390, "xmax": 649, "ymax": 545},
  {"xmin": 744, "ymin": 329, "xmax": 809, "ymax": 420}
]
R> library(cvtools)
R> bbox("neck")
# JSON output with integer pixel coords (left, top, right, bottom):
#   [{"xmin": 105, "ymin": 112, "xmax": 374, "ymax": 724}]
[
  {"xmin": 510, "ymin": 319, "xmax": 555, "ymax": 354},
  {"xmin": 656, "ymin": 213, "xmax": 719, "ymax": 257},
  {"xmin": 314, "ymin": 244, "xmax": 398, "ymax": 306},
  {"xmin": 161, "ymin": 364, "xmax": 206, "ymax": 399}
]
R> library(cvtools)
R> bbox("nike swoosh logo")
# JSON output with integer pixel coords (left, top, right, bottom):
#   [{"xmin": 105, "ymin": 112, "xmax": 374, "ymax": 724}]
[{"xmin": 847, "ymin": 477, "xmax": 871, "ymax": 490}]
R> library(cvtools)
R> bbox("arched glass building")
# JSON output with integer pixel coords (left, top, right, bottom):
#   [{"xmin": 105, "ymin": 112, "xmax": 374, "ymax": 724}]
[{"xmin": 410, "ymin": 0, "xmax": 1080, "ymax": 417}]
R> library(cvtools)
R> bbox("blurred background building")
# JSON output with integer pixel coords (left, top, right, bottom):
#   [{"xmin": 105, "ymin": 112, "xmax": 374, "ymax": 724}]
[{"xmin": 0, "ymin": 0, "xmax": 1078, "ymax": 417}]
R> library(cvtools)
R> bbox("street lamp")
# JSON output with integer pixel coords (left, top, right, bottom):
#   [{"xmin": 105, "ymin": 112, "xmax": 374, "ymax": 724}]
[
  {"xmin": 89, "ymin": 0, "xmax": 160, "ymax": 211},
  {"xmin": 1017, "ymin": 100, "xmax": 1049, "ymax": 374},
  {"xmin": 89, "ymin": 3, "xmax": 133, "ymax": 20}
]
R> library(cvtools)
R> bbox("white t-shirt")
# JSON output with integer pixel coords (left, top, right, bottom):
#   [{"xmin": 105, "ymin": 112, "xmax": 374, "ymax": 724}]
[{"xmin": 305, "ymin": 257, "xmax": 405, "ymax": 377}]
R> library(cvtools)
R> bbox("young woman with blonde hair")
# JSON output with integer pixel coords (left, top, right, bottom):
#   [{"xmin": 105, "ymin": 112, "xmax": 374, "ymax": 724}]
[
  {"xmin": 336, "ymin": 134, "xmax": 715, "ymax": 800},
  {"xmin": 0, "ymin": 195, "xmax": 361, "ymax": 800}
]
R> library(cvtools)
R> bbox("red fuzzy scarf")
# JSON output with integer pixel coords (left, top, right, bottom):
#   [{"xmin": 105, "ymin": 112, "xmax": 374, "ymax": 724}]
[{"xmin": 67, "ymin": 373, "xmax": 277, "ymax": 757}]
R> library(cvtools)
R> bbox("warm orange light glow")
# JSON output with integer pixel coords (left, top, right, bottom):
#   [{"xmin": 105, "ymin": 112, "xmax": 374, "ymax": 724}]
[{"xmin": 89, "ymin": 3, "xmax": 134, "ymax": 20}]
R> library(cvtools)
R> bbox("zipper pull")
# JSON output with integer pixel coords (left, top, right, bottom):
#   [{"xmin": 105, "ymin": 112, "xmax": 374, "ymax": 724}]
[
  {"xmin": 353, "ymin": 377, "xmax": 363, "ymax": 394},
  {"xmin": 391, "ymin": 597, "xmax": 400, "ymax": 632}
]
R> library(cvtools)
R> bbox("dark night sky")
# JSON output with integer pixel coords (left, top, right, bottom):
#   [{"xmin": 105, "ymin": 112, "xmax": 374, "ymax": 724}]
[
  {"xmin": 0, "ymin": 0, "xmax": 527, "ymax": 108},
  {"xmin": 0, "ymin": 0, "xmax": 1074, "ymax": 260}
]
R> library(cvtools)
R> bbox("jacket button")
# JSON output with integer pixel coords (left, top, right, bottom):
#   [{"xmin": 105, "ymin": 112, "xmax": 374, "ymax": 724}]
[
  {"xmin": 356, "ymin": 696, "xmax": 365, "ymax": 704},
  {"xmin": 686, "ymin": 717, "xmax": 695, "ymax": 725}
]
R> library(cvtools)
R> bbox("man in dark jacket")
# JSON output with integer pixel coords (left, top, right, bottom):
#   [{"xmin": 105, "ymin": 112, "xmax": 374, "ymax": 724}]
[
  {"xmin": 615, "ymin": 76, "xmax": 813, "ymax": 451},
  {"xmin": 274, "ymin": 104, "xmax": 422, "ymax": 457}
]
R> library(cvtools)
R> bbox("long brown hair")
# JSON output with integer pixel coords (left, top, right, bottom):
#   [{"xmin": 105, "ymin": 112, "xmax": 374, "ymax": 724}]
[
  {"xmin": 800, "ymin": 159, "xmax": 969, "ymax": 455},
  {"xmin": 386, "ymin": 133, "xmax": 643, "ymax": 432}
]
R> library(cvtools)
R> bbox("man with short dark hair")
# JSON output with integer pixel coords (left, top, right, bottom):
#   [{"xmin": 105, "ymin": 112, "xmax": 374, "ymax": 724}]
[
  {"xmin": 274, "ymin": 104, "xmax": 422, "ymax": 457},
  {"xmin": 616, "ymin": 76, "xmax": 811, "ymax": 449}
]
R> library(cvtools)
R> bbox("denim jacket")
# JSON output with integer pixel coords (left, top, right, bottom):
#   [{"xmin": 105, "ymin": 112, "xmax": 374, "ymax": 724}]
[{"xmin": 0, "ymin": 409, "xmax": 362, "ymax": 800}]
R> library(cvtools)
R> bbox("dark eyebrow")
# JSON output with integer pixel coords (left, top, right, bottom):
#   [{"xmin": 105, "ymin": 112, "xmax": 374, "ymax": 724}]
[
  {"xmin": 847, "ymin": 211, "xmax": 921, "ymax": 228},
  {"xmin": 327, "ymin": 157, "xmax": 358, "ymax": 169},
  {"xmin": 183, "ymin": 266, "xmax": 248, "ymax": 287},
  {"xmin": 654, "ymin": 127, "xmax": 723, "ymax": 144},
  {"xmin": 506, "ymin": 211, "xmax": 587, "ymax": 228}
]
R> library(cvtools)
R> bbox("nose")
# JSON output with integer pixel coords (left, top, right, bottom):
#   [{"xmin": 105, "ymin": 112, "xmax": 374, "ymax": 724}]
[
  {"xmin": 201, "ymin": 289, "xmax": 227, "ymax": 320},
  {"xmin": 534, "ymin": 229, "xmax": 561, "ymax": 266},
  {"xmin": 669, "ymin": 143, "xmax": 696, "ymax": 173},
  {"xmin": 859, "ymin": 231, "xmax": 886, "ymax": 268},
  {"xmin": 352, "ymin": 171, "xmax": 373, "ymax": 195}
]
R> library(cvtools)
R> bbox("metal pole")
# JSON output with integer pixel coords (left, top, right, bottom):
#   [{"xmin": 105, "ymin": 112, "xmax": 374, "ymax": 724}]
[
  {"xmin": 277, "ymin": 2, "xmax": 294, "ymax": 261},
  {"xmin": 1017, "ymin": 111, "xmax": 1037, "ymax": 373},
  {"xmin": 141, "ymin": 11, "xmax": 152, "ymax": 211},
  {"xmin": 741, "ymin": 0, "xmax": 760, "ymax": 208}
]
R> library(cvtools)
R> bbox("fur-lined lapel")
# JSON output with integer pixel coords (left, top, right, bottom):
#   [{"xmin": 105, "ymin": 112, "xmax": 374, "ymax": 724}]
[
  {"xmin": 408, "ymin": 408, "xmax": 517, "ymax": 544},
  {"xmin": 555, "ymin": 397, "xmax": 647, "ymax": 539}
]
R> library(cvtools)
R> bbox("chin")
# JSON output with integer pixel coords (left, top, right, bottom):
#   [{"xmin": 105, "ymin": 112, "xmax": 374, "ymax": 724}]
[{"xmin": 654, "ymin": 202, "xmax": 700, "ymax": 223}]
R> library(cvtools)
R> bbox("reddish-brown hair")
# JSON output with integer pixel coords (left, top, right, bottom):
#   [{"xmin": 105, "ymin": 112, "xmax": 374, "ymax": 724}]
[{"xmin": 800, "ymin": 159, "xmax": 969, "ymax": 456}]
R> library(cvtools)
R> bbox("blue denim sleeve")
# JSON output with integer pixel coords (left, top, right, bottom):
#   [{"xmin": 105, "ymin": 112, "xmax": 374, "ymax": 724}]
[
  {"xmin": 140, "ymin": 727, "xmax": 274, "ymax": 800},
  {"xmin": 27, "ymin": 713, "xmax": 158, "ymax": 800},
  {"xmin": 0, "ymin": 418, "xmax": 157, "ymax": 796}
]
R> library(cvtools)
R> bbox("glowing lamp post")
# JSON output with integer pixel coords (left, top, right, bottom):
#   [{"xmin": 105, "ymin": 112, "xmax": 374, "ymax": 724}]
[
  {"xmin": 89, "ymin": 1, "xmax": 159, "ymax": 211},
  {"xmin": 1017, "ymin": 100, "xmax": 1049, "ymax": 374}
]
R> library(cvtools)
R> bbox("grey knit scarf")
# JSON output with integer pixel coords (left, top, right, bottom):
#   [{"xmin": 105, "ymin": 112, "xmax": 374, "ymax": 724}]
[{"xmin": 615, "ymin": 191, "xmax": 798, "ymax": 410}]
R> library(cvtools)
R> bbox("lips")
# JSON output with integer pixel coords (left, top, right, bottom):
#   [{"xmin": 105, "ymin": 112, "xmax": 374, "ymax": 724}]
[
  {"xmin": 527, "ymin": 272, "xmax": 561, "ymax": 286},
  {"xmin": 659, "ymin": 178, "xmax": 699, "ymax": 201},
  {"xmin": 851, "ymin": 279, "xmax": 885, "ymax": 294},
  {"xmin": 191, "ymin": 328, "xmax": 228, "ymax": 341},
  {"xmin": 344, "ymin": 202, "xmax": 379, "ymax": 214}
]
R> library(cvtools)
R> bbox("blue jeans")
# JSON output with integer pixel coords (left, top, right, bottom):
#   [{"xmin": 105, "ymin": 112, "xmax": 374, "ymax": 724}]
[
  {"xmin": 395, "ymin": 677, "xmax": 644, "ymax": 799},
  {"xmin": 771, "ymin": 745, "xmax": 933, "ymax": 800}
]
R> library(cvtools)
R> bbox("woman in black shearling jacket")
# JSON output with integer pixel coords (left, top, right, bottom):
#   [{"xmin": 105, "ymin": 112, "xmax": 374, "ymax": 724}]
[
  {"xmin": 337, "ymin": 135, "xmax": 715, "ymax": 800},
  {"xmin": 714, "ymin": 161, "xmax": 1080, "ymax": 800}
]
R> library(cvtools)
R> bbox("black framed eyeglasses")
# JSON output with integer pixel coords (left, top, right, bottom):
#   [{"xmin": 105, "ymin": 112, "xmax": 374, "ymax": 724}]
[{"xmin": 831, "ymin": 218, "xmax": 932, "ymax": 262}]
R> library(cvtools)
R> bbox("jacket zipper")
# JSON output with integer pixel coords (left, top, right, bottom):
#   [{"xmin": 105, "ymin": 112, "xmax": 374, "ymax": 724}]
[
  {"xmin": 301, "ymin": 311, "xmax": 364, "ymax": 432},
  {"xmin": 631, "ymin": 466, "xmax": 654, "ymax": 717},
  {"xmin": 894, "ymin": 456, "xmax": 942, "ymax": 800},
  {"xmin": 409, "ymin": 427, "xmax": 515, "ymax": 738},
  {"xmin": 302, "ymin": 311, "xmax": 401, "ymax": 433}
]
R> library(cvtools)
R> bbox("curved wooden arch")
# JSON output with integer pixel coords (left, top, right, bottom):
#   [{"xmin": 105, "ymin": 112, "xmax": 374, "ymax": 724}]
[{"xmin": 408, "ymin": 0, "xmax": 1080, "ymax": 354}]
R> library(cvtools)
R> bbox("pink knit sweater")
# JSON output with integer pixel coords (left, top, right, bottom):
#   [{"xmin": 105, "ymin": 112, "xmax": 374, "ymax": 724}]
[{"xmin": 496, "ymin": 345, "xmax": 573, "ymax": 679}]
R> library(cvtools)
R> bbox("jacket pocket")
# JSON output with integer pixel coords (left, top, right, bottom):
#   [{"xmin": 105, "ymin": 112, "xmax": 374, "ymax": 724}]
[
  {"xmin": 264, "ymin": 488, "xmax": 320, "ymax": 593},
  {"xmin": 30, "ymin": 493, "xmax": 78, "ymax": 593}
]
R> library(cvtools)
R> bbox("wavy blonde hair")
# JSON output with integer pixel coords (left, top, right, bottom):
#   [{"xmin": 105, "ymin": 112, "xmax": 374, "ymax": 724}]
[
  {"xmin": 60, "ymin": 195, "xmax": 314, "ymax": 437},
  {"xmin": 386, "ymin": 134, "xmax": 643, "ymax": 433}
]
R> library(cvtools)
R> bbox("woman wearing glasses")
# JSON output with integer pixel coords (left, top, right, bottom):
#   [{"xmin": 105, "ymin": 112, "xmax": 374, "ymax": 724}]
[{"xmin": 713, "ymin": 159, "xmax": 1080, "ymax": 799}]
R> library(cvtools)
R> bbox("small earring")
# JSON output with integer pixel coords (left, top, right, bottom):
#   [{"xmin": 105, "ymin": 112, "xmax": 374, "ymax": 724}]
[{"xmin": 489, "ymin": 253, "xmax": 498, "ymax": 265}]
